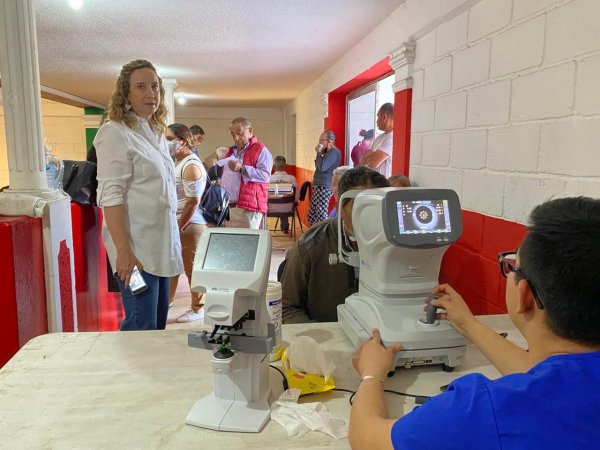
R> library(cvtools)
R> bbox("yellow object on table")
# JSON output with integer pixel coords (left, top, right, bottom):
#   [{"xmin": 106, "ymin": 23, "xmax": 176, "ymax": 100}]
[{"xmin": 281, "ymin": 348, "xmax": 336, "ymax": 395}]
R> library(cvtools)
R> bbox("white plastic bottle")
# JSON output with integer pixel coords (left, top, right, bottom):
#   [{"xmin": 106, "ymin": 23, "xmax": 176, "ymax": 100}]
[{"xmin": 266, "ymin": 281, "xmax": 283, "ymax": 361}]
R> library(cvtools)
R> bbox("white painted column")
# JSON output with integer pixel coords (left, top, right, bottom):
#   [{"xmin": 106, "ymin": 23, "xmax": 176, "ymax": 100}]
[
  {"xmin": 390, "ymin": 42, "xmax": 416, "ymax": 92},
  {"xmin": 0, "ymin": 0, "xmax": 77, "ymax": 333},
  {"xmin": 0, "ymin": 0, "xmax": 47, "ymax": 191},
  {"xmin": 162, "ymin": 78, "xmax": 177, "ymax": 125}
]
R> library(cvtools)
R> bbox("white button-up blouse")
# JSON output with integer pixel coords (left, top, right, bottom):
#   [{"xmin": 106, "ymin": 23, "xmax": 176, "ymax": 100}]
[{"xmin": 94, "ymin": 119, "xmax": 183, "ymax": 277}]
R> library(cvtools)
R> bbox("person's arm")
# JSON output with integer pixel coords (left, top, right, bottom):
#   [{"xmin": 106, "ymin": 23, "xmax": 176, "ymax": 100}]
[
  {"xmin": 178, "ymin": 162, "xmax": 204, "ymax": 231},
  {"xmin": 241, "ymin": 147, "xmax": 273, "ymax": 183},
  {"xmin": 362, "ymin": 149, "xmax": 389, "ymax": 170},
  {"xmin": 349, "ymin": 329, "xmax": 402, "ymax": 450},
  {"xmin": 432, "ymin": 284, "xmax": 531, "ymax": 374},
  {"xmin": 280, "ymin": 241, "xmax": 309, "ymax": 309},
  {"xmin": 315, "ymin": 147, "xmax": 340, "ymax": 173},
  {"xmin": 95, "ymin": 124, "xmax": 141, "ymax": 287},
  {"xmin": 103, "ymin": 205, "xmax": 141, "ymax": 287}
]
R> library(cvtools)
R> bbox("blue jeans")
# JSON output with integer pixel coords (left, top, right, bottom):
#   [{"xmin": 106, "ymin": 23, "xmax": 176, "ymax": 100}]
[{"xmin": 116, "ymin": 271, "xmax": 170, "ymax": 331}]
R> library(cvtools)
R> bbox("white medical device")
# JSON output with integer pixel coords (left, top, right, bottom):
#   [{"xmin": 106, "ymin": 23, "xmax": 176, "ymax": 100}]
[
  {"xmin": 335, "ymin": 188, "xmax": 467, "ymax": 371},
  {"xmin": 186, "ymin": 228, "xmax": 274, "ymax": 432}
]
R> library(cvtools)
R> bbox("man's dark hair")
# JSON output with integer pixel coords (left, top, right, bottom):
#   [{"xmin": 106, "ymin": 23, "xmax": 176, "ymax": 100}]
[
  {"xmin": 518, "ymin": 197, "xmax": 600, "ymax": 345},
  {"xmin": 274, "ymin": 155, "xmax": 287, "ymax": 164},
  {"xmin": 338, "ymin": 166, "xmax": 389, "ymax": 207},
  {"xmin": 190, "ymin": 124, "xmax": 204, "ymax": 135},
  {"xmin": 379, "ymin": 103, "xmax": 394, "ymax": 118}
]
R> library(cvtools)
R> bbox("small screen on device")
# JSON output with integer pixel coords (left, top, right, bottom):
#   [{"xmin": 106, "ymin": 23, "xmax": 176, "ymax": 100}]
[
  {"xmin": 203, "ymin": 233, "xmax": 259, "ymax": 272},
  {"xmin": 396, "ymin": 200, "xmax": 452, "ymax": 235}
]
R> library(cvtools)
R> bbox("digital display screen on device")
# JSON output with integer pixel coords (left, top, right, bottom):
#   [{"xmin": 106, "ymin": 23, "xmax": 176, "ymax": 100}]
[
  {"xmin": 203, "ymin": 233, "xmax": 259, "ymax": 272},
  {"xmin": 396, "ymin": 200, "xmax": 452, "ymax": 235}
]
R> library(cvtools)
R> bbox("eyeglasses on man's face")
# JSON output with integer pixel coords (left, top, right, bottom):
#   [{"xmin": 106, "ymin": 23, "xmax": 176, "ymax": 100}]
[{"xmin": 497, "ymin": 251, "xmax": 544, "ymax": 310}]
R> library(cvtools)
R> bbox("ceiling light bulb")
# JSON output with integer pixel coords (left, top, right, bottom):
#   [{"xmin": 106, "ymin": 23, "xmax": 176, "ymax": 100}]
[
  {"xmin": 69, "ymin": 0, "xmax": 83, "ymax": 10},
  {"xmin": 176, "ymin": 96, "xmax": 186, "ymax": 105}
]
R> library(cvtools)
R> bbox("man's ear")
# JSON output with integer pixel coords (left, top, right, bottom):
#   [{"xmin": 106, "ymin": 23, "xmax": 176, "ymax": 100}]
[{"xmin": 516, "ymin": 279, "xmax": 536, "ymax": 313}]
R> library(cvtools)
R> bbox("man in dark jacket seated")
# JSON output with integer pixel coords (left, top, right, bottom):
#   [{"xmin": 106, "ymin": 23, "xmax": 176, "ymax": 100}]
[{"xmin": 281, "ymin": 166, "xmax": 389, "ymax": 323}]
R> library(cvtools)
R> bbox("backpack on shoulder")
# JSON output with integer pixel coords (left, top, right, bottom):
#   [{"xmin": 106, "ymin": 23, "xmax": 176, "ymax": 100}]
[{"xmin": 199, "ymin": 179, "xmax": 230, "ymax": 227}]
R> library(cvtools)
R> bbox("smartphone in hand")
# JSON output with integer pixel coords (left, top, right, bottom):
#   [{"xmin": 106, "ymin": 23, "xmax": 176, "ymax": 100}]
[{"xmin": 129, "ymin": 266, "xmax": 148, "ymax": 295}]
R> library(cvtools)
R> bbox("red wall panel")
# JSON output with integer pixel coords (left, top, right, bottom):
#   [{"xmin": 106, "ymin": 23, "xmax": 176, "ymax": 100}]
[
  {"xmin": 441, "ymin": 211, "xmax": 528, "ymax": 315},
  {"xmin": 71, "ymin": 204, "xmax": 121, "ymax": 332},
  {"xmin": 392, "ymin": 88, "xmax": 412, "ymax": 177},
  {"xmin": 0, "ymin": 216, "xmax": 47, "ymax": 368}
]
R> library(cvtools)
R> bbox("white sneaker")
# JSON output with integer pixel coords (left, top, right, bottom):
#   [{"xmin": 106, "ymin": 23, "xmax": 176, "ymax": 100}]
[{"xmin": 176, "ymin": 309, "xmax": 204, "ymax": 323}]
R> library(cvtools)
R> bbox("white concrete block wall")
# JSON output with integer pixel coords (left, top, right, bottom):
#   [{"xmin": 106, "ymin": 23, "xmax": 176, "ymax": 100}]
[
  {"xmin": 503, "ymin": 175, "xmax": 567, "ymax": 222},
  {"xmin": 546, "ymin": 0, "xmax": 600, "ymax": 64},
  {"xmin": 414, "ymin": 30, "xmax": 437, "ymax": 70},
  {"xmin": 452, "ymin": 40, "xmax": 491, "ymax": 90},
  {"xmin": 410, "ymin": 166, "xmax": 463, "ymax": 195},
  {"xmin": 462, "ymin": 171, "xmax": 505, "ymax": 216},
  {"xmin": 539, "ymin": 118, "xmax": 600, "ymax": 176},
  {"xmin": 436, "ymin": 11, "xmax": 468, "ymax": 57},
  {"xmin": 412, "ymin": 69, "xmax": 424, "ymax": 102},
  {"xmin": 451, "ymin": 130, "xmax": 487, "ymax": 170},
  {"xmin": 411, "ymin": 100, "xmax": 435, "ymax": 133},
  {"xmin": 490, "ymin": 15, "xmax": 545, "ymax": 77},
  {"xmin": 423, "ymin": 57, "xmax": 452, "ymax": 98},
  {"xmin": 575, "ymin": 54, "xmax": 600, "ymax": 116},
  {"xmin": 422, "ymin": 133, "xmax": 451, "ymax": 167},
  {"xmin": 467, "ymin": 80, "xmax": 510, "ymax": 126},
  {"xmin": 468, "ymin": 0, "xmax": 512, "ymax": 42},
  {"xmin": 511, "ymin": 62, "xmax": 575, "ymax": 121},
  {"xmin": 513, "ymin": 0, "xmax": 559, "ymax": 20},
  {"xmin": 435, "ymin": 91, "xmax": 467, "ymax": 130},
  {"xmin": 410, "ymin": 134, "xmax": 423, "ymax": 165},
  {"xmin": 487, "ymin": 124, "xmax": 540, "ymax": 172},
  {"xmin": 410, "ymin": 0, "xmax": 600, "ymax": 224}
]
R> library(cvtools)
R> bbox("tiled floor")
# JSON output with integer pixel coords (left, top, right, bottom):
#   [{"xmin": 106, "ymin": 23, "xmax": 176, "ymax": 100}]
[{"xmin": 166, "ymin": 222, "xmax": 300, "ymax": 330}]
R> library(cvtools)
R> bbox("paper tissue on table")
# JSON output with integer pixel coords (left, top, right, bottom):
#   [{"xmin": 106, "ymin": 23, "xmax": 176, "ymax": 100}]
[{"xmin": 281, "ymin": 336, "xmax": 336, "ymax": 395}]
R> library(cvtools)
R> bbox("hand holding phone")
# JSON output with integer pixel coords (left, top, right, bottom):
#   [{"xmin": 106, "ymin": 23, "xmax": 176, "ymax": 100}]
[{"xmin": 129, "ymin": 266, "xmax": 148, "ymax": 295}]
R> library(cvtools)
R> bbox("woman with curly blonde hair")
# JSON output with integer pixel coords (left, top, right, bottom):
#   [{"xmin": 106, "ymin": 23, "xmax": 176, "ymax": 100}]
[{"xmin": 94, "ymin": 59, "xmax": 183, "ymax": 331}]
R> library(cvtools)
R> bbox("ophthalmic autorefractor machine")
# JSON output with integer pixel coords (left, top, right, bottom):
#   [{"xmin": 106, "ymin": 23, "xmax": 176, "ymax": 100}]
[{"xmin": 335, "ymin": 188, "xmax": 467, "ymax": 371}]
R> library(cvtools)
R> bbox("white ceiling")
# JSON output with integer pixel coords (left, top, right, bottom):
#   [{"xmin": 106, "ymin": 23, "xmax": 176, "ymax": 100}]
[{"xmin": 34, "ymin": 0, "xmax": 407, "ymax": 108}]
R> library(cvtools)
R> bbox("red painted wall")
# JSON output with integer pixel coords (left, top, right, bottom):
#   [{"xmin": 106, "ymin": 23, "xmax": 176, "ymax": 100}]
[
  {"xmin": 0, "ymin": 216, "xmax": 47, "ymax": 368},
  {"xmin": 71, "ymin": 204, "xmax": 122, "ymax": 332},
  {"xmin": 440, "ymin": 211, "xmax": 528, "ymax": 314},
  {"xmin": 392, "ymin": 88, "xmax": 412, "ymax": 177}
]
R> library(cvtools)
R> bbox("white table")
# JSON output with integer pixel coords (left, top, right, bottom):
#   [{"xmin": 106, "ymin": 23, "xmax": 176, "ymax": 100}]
[{"xmin": 0, "ymin": 316, "xmax": 522, "ymax": 449}]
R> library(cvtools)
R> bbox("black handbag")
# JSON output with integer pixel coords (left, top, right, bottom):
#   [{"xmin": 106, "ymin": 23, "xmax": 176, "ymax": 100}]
[{"xmin": 62, "ymin": 160, "xmax": 98, "ymax": 205}]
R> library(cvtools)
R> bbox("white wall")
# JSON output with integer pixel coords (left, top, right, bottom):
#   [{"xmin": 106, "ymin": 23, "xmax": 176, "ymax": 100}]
[
  {"xmin": 175, "ymin": 106, "xmax": 284, "ymax": 162},
  {"xmin": 410, "ymin": 0, "xmax": 600, "ymax": 223}
]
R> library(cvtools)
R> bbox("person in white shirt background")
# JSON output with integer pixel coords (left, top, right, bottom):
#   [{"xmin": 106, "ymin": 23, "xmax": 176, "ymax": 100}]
[
  {"xmin": 360, "ymin": 103, "xmax": 394, "ymax": 178},
  {"xmin": 94, "ymin": 59, "xmax": 183, "ymax": 331},
  {"xmin": 166, "ymin": 123, "xmax": 208, "ymax": 323},
  {"xmin": 269, "ymin": 155, "xmax": 297, "ymax": 233}
]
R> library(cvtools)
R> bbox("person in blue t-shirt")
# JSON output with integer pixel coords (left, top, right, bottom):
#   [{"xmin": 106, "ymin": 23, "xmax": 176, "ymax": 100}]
[{"xmin": 349, "ymin": 197, "xmax": 600, "ymax": 450}]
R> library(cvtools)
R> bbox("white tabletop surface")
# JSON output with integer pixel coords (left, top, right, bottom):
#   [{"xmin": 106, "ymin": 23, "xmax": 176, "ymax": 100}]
[{"xmin": 0, "ymin": 316, "xmax": 523, "ymax": 449}]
